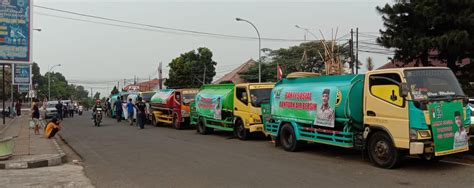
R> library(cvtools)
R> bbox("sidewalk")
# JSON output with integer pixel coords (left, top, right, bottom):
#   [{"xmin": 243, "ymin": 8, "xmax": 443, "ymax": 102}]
[{"xmin": 0, "ymin": 111, "xmax": 66, "ymax": 169}]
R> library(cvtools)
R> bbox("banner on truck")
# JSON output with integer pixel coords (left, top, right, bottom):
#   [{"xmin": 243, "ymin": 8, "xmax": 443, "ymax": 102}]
[
  {"xmin": 195, "ymin": 95, "xmax": 222, "ymax": 120},
  {"xmin": 271, "ymin": 86, "xmax": 336, "ymax": 128},
  {"xmin": 428, "ymin": 101, "xmax": 469, "ymax": 156},
  {"xmin": 0, "ymin": 0, "xmax": 31, "ymax": 63},
  {"xmin": 12, "ymin": 63, "xmax": 29, "ymax": 84},
  {"xmin": 151, "ymin": 89, "xmax": 174, "ymax": 104}
]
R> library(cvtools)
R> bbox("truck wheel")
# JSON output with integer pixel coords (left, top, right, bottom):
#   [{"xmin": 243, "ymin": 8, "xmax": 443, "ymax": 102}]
[
  {"xmin": 279, "ymin": 123, "xmax": 300, "ymax": 152},
  {"xmin": 234, "ymin": 119, "xmax": 249, "ymax": 140},
  {"xmin": 172, "ymin": 113, "xmax": 182, "ymax": 130},
  {"xmin": 367, "ymin": 132, "xmax": 401, "ymax": 169},
  {"xmin": 197, "ymin": 118, "xmax": 208, "ymax": 135},
  {"xmin": 152, "ymin": 116, "xmax": 158, "ymax": 127}
]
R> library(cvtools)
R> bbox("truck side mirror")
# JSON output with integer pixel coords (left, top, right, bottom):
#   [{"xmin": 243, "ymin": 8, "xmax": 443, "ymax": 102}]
[{"xmin": 400, "ymin": 83, "xmax": 409, "ymax": 98}]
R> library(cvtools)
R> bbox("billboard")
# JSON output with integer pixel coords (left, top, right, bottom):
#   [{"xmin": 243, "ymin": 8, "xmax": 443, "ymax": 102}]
[
  {"xmin": 0, "ymin": 0, "xmax": 31, "ymax": 63},
  {"xmin": 12, "ymin": 63, "xmax": 29, "ymax": 84},
  {"xmin": 18, "ymin": 84, "xmax": 28, "ymax": 93}
]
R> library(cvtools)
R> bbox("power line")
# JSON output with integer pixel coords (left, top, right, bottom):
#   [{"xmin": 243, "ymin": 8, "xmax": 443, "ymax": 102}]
[{"xmin": 34, "ymin": 5, "xmax": 306, "ymax": 43}]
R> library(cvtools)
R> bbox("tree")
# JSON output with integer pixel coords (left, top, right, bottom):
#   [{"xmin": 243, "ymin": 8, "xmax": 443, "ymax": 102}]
[
  {"xmin": 366, "ymin": 57, "xmax": 374, "ymax": 71},
  {"xmin": 93, "ymin": 92, "xmax": 100, "ymax": 100},
  {"xmin": 110, "ymin": 86, "xmax": 119, "ymax": 95},
  {"xmin": 376, "ymin": 0, "xmax": 474, "ymax": 86},
  {"xmin": 240, "ymin": 41, "xmax": 350, "ymax": 82},
  {"xmin": 165, "ymin": 47, "xmax": 217, "ymax": 88}
]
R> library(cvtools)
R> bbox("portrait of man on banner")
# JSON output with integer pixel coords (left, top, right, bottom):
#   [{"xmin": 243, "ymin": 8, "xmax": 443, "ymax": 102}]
[
  {"xmin": 213, "ymin": 96, "xmax": 222, "ymax": 120},
  {"xmin": 453, "ymin": 111, "xmax": 468, "ymax": 149},
  {"xmin": 314, "ymin": 89, "xmax": 335, "ymax": 128}
]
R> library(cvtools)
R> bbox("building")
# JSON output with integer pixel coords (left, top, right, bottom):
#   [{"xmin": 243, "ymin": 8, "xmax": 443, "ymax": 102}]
[
  {"xmin": 213, "ymin": 59, "xmax": 256, "ymax": 84},
  {"xmin": 123, "ymin": 78, "xmax": 166, "ymax": 92}
]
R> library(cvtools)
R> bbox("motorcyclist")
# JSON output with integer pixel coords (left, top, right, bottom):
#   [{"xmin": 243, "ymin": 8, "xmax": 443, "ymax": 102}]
[{"xmin": 92, "ymin": 100, "xmax": 104, "ymax": 121}]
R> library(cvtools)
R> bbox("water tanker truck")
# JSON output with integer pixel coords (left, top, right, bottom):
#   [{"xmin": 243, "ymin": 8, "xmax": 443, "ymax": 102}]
[
  {"xmin": 262, "ymin": 67, "xmax": 471, "ymax": 168},
  {"xmin": 150, "ymin": 88, "xmax": 199, "ymax": 129},
  {"xmin": 190, "ymin": 83, "xmax": 274, "ymax": 140}
]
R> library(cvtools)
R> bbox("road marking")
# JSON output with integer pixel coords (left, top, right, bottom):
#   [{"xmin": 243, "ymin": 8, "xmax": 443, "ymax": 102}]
[{"xmin": 440, "ymin": 160, "xmax": 474, "ymax": 167}]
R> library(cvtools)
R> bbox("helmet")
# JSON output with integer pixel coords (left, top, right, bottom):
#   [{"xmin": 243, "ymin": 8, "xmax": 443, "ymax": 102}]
[{"xmin": 96, "ymin": 100, "xmax": 101, "ymax": 104}]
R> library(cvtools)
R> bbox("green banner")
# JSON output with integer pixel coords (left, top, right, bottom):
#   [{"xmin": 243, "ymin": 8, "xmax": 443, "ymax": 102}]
[
  {"xmin": 195, "ymin": 94, "xmax": 223, "ymax": 120},
  {"xmin": 271, "ymin": 85, "xmax": 336, "ymax": 128},
  {"xmin": 428, "ymin": 101, "xmax": 469, "ymax": 155},
  {"xmin": 151, "ymin": 89, "xmax": 175, "ymax": 104}
]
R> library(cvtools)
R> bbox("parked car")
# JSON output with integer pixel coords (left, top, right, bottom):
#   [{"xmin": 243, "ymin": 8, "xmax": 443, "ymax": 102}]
[{"xmin": 44, "ymin": 101, "xmax": 59, "ymax": 119}]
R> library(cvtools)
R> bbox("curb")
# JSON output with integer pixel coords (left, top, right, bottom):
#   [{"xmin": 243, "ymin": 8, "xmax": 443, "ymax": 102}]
[{"xmin": 0, "ymin": 138, "xmax": 67, "ymax": 169}]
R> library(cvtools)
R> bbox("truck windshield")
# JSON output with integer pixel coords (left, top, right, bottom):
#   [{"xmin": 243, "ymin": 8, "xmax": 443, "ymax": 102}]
[
  {"xmin": 250, "ymin": 88, "xmax": 272, "ymax": 107},
  {"xmin": 182, "ymin": 93, "xmax": 197, "ymax": 105},
  {"xmin": 405, "ymin": 69, "xmax": 465, "ymax": 101}
]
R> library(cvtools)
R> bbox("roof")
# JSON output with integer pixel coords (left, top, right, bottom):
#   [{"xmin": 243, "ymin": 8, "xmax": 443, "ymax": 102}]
[
  {"xmin": 213, "ymin": 59, "xmax": 256, "ymax": 84},
  {"xmin": 124, "ymin": 79, "xmax": 165, "ymax": 92},
  {"xmin": 371, "ymin": 67, "xmax": 450, "ymax": 73}
]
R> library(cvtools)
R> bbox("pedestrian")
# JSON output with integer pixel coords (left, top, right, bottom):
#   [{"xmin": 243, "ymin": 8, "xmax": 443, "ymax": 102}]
[
  {"xmin": 15, "ymin": 100, "xmax": 21, "ymax": 117},
  {"xmin": 127, "ymin": 98, "xmax": 134, "ymax": 126},
  {"xmin": 31, "ymin": 100, "xmax": 40, "ymax": 135},
  {"xmin": 68, "ymin": 102, "xmax": 74, "ymax": 117},
  {"xmin": 44, "ymin": 118, "xmax": 61, "ymax": 139},
  {"xmin": 114, "ymin": 96, "xmax": 122, "ymax": 122},
  {"xmin": 134, "ymin": 97, "xmax": 147, "ymax": 129},
  {"xmin": 55, "ymin": 100, "xmax": 63, "ymax": 120}
]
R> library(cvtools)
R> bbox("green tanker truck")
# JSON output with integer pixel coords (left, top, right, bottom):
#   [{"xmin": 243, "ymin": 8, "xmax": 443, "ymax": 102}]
[
  {"xmin": 190, "ymin": 83, "xmax": 274, "ymax": 140},
  {"xmin": 262, "ymin": 67, "xmax": 471, "ymax": 168}
]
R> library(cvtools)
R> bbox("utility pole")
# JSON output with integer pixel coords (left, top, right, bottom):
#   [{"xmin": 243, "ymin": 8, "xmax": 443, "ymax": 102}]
[
  {"xmin": 203, "ymin": 64, "xmax": 207, "ymax": 84},
  {"xmin": 350, "ymin": 28, "xmax": 354, "ymax": 74},
  {"xmin": 355, "ymin": 28, "xmax": 359, "ymax": 74}
]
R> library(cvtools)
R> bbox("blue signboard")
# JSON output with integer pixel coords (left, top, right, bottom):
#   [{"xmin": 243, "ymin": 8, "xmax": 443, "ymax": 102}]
[
  {"xmin": 18, "ymin": 84, "xmax": 28, "ymax": 93},
  {"xmin": 0, "ymin": 0, "xmax": 30, "ymax": 63},
  {"xmin": 12, "ymin": 63, "xmax": 29, "ymax": 84}
]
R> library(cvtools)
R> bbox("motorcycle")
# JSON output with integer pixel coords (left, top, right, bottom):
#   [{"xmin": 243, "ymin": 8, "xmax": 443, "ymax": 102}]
[
  {"xmin": 94, "ymin": 108, "xmax": 103, "ymax": 127},
  {"xmin": 78, "ymin": 106, "xmax": 83, "ymax": 116}
]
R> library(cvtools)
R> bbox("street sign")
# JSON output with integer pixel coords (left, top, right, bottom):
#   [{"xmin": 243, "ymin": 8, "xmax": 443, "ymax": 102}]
[
  {"xmin": 12, "ymin": 63, "xmax": 29, "ymax": 84},
  {"xmin": 0, "ymin": 0, "xmax": 31, "ymax": 63},
  {"xmin": 18, "ymin": 84, "xmax": 28, "ymax": 93}
]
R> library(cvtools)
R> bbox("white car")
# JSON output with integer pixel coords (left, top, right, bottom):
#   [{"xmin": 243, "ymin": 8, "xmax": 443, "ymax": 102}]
[{"xmin": 44, "ymin": 101, "xmax": 59, "ymax": 119}]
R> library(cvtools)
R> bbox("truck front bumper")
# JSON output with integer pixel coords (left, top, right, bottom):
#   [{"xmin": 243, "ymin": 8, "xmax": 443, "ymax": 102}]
[{"xmin": 249, "ymin": 124, "xmax": 264, "ymax": 133}]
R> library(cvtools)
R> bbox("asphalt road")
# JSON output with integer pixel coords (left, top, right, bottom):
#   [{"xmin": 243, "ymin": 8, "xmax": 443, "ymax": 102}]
[{"xmin": 59, "ymin": 112, "xmax": 474, "ymax": 188}]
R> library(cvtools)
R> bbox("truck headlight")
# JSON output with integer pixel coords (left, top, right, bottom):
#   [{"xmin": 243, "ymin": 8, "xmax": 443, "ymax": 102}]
[{"xmin": 417, "ymin": 130, "xmax": 431, "ymax": 138}]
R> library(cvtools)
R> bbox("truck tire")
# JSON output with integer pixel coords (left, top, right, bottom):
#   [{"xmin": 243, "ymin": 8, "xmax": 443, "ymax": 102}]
[
  {"xmin": 152, "ymin": 116, "xmax": 158, "ymax": 127},
  {"xmin": 197, "ymin": 118, "xmax": 212, "ymax": 135},
  {"xmin": 367, "ymin": 132, "xmax": 401, "ymax": 169},
  {"xmin": 234, "ymin": 119, "xmax": 249, "ymax": 140},
  {"xmin": 172, "ymin": 113, "xmax": 182, "ymax": 130},
  {"xmin": 279, "ymin": 123, "xmax": 301, "ymax": 152}
]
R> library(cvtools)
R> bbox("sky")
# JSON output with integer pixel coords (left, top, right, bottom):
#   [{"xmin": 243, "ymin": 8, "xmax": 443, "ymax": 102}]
[{"xmin": 33, "ymin": 0, "xmax": 394, "ymax": 97}]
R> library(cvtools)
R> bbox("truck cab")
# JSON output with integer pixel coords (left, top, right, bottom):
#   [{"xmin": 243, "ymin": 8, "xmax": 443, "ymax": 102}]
[
  {"xmin": 364, "ymin": 67, "xmax": 470, "ymax": 167},
  {"xmin": 233, "ymin": 83, "xmax": 274, "ymax": 139}
]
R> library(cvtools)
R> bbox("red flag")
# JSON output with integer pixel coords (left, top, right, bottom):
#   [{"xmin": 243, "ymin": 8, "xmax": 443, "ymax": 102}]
[{"xmin": 277, "ymin": 63, "xmax": 283, "ymax": 80}]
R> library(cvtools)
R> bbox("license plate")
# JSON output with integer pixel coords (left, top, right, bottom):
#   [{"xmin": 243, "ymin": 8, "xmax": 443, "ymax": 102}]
[{"xmin": 96, "ymin": 108, "xmax": 102, "ymax": 111}]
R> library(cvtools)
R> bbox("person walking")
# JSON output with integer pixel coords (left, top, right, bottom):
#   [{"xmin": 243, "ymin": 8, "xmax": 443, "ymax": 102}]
[
  {"xmin": 114, "ymin": 96, "xmax": 123, "ymax": 122},
  {"xmin": 32, "ymin": 100, "xmax": 40, "ymax": 135},
  {"xmin": 127, "ymin": 98, "xmax": 134, "ymax": 126},
  {"xmin": 15, "ymin": 100, "xmax": 22, "ymax": 117},
  {"xmin": 55, "ymin": 100, "xmax": 63, "ymax": 120},
  {"xmin": 135, "ymin": 97, "xmax": 147, "ymax": 129}
]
